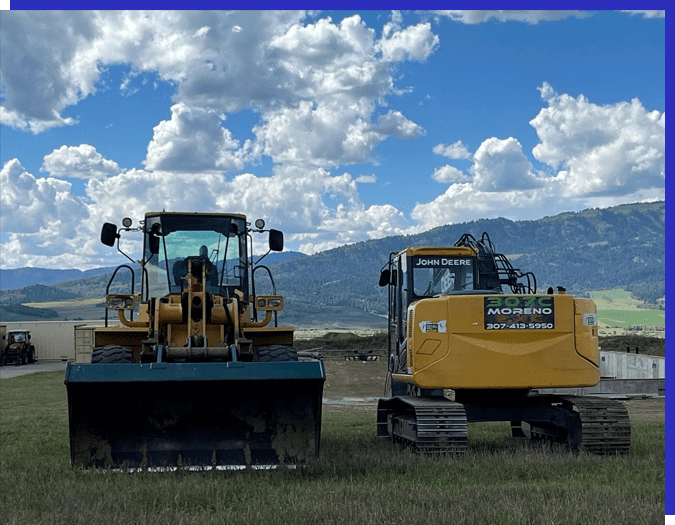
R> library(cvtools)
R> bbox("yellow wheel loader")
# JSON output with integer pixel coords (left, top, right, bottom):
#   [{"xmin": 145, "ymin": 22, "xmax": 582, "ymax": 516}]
[
  {"xmin": 64, "ymin": 212, "xmax": 325, "ymax": 469},
  {"xmin": 376, "ymin": 232, "xmax": 630, "ymax": 455}
]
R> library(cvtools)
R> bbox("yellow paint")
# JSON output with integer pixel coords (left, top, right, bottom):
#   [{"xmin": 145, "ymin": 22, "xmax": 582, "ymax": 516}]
[{"xmin": 405, "ymin": 294, "xmax": 600, "ymax": 390}]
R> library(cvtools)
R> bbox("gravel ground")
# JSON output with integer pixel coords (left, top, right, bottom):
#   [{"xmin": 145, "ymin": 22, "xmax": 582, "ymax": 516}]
[{"xmin": 0, "ymin": 361, "xmax": 68, "ymax": 380}]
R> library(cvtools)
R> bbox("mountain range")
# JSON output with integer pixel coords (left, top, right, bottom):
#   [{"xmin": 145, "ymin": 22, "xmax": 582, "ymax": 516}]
[
  {"xmin": 0, "ymin": 266, "xmax": 116, "ymax": 291},
  {"xmin": 0, "ymin": 201, "xmax": 665, "ymax": 328}
]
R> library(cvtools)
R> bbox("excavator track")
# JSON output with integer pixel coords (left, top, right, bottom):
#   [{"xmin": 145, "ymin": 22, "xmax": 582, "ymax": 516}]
[
  {"xmin": 524, "ymin": 395, "xmax": 631, "ymax": 455},
  {"xmin": 377, "ymin": 396, "xmax": 468, "ymax": 455},
  {"xmin": 559, "ymin": 395, "xmax": 631, "ymax": 455}
]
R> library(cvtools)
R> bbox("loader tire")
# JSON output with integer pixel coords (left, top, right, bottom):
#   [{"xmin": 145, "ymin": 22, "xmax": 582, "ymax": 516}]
[
  {"xmin": 258, "ymin": 345, "xmax": 299, "ymax": 362},
  {"xmin": 91, "ymin": 345, "xmax": 133, "ymax": 364}
]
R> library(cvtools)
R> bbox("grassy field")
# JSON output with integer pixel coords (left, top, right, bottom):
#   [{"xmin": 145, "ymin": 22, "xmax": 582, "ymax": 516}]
[
  {"xmin": 597, "ymin": 309, "xmax": 665, "ymax": 328},
  {"xmin": 590, "ymin": 289, "xmax": 665, "ymax": 327},
  {"xmin": 0, "ymin": 371, "xmax": 665, "ymax": 525},
  {"xmin": 587, "ymin": 289, "xmax": 665, "ymax": 338},
  {"xmin": 22, "ymin": 298, "xmax": 107, "ymax": 322}
]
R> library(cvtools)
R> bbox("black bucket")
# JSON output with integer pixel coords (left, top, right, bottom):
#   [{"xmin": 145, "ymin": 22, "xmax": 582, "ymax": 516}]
[{"xmin": 65, "ymin": 360, "xmax": 325, "ymax": 469}]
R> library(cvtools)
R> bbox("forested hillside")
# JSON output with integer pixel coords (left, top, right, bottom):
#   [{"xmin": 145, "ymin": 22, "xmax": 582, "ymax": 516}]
[
  {"xmin": 259, "ymin": 201, "xmax": 664, "ymax": 325},
  {"xmin": 0, "ymin": 266, "xmax": 115, "ymax": 290},
  {"xmin": 0, "ymin": 201, "xmax": 664, "ymax": 326}
]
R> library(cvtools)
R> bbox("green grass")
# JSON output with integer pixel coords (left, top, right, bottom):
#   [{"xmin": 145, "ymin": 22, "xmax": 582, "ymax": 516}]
[
  {"xmin": 590, "ymin": 288, "xmax": 665, "ymax": 329},
  {"xmin": 0, "ymin": 372, "xmax": 665, "ymax": 525},
  {"xmin": 597, "ymin": 309, "xmax": 665, "ymax": 328},
  {"xmin": 590, "ymin": 289, "xmax": 645, "ymax": 311}
]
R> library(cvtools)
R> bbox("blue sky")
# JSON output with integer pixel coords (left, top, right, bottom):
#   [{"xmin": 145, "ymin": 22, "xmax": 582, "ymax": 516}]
[{"xmin": 0, "ymin": 10, "xmax": 665, "ymax": 269}]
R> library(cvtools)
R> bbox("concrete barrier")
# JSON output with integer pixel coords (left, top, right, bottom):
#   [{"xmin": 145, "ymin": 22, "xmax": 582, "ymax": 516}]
[
  {"xmin": 599, "ymin": 350, "xmax": 664, "ymax": 379},
  {"xmin": 533, "ymin": 378, "xmax": 665, "ymax": 398}
]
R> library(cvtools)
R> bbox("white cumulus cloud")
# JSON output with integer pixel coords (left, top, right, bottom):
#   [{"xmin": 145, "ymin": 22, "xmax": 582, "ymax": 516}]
[
  {"xmin": 377, "ymin": 22, "xmax": 439, "ymax": 61},
  {"xmin": 432, "ymin": 165, "xmax": 471, "ymax": 184},
  {"xmin": 144, "ymin": 103, "xmax": 248, "ymax": 172},
  {"xmin": 41, "ymin": 144, "xmax": 123, "ymax": 179},
  {"xmin": 620, "ymin": 11, "xmax": 665, "ymax": 18},
  {"xmin": 531, "ymin": 82, "xmax": 665, "ymax": 197},
  {"xmin": 431, "ymin": 10, "xmax": 588, "ymax": 25},
  {"xmin": 0, "ymin": 12, "xmax": 664, "ymax": 269},
  {"xmin": 414, "ymin": 83, "xmax": 664, "ymax": 232},
  {"xmin": 433, "ymin": 141, "xmax": 472, "ymax": 160},
  {"xmin": 471, "ymin": 137, "xmax": 542, "ymax": 192}
]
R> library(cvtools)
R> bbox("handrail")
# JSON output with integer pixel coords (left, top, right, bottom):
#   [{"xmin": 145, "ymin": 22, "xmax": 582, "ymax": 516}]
[
  {"xmin": 251, "ymin": 264, "xmax": 278, "ymax": 326},
  {"xmin": 104, "ymin": 264, "xmax": 136, "ymax": 327}
]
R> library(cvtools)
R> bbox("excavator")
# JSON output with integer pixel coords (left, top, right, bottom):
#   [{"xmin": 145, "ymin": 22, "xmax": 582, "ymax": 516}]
[
  {"xmin": 64, "ymin": 212, "xmax": 325, "ymax": 469},
  {"xmin": 377, "ymin": 232, "xmax": 630, "ymax": 455}
]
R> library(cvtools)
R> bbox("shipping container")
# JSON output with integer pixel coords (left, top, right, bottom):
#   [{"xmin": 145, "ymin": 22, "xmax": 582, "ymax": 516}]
[
  {"xmin": 2, "ymin": 321, "xmax": 118, "ymax": 362},
  {"xmin": 74, "ymin": 325, "xmax": 99, "ymax": 363}
]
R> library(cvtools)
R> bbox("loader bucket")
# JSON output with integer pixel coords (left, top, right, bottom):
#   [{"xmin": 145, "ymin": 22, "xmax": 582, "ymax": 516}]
[{"xmin": 64, "ymin": 360, "xmax": 325, "ymax": 469}]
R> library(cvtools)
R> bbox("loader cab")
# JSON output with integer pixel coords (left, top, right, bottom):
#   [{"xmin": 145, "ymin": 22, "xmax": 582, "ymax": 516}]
[{"xmin": 142, "ymin": 213, "xmax": 250, "ymax": 302}]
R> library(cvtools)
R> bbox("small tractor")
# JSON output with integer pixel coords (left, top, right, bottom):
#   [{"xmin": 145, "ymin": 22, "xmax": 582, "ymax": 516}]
[
  {"xmin": 1, "ymin": 329, "xmax": 36, "ymax": 366},
  {"xmin": 377, "ymin": 232, "xmax": 630, "ymax": 455},
  {"xmin": 64, "ymin": 212, "xmax": 325, "ymax": 469}
]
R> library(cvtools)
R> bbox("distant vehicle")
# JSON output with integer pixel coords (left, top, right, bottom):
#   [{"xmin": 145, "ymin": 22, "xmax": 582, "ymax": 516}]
[{"xmin": 1, "ymin": 329, "xmax": 36, "ymax": 366}]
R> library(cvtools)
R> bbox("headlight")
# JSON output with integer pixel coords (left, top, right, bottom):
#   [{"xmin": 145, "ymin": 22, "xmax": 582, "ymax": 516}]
[
  {"xmin": 106, "ymin": 294, "xmax": 137, "ymax": 310},
  {"xmin": 255, "ymin": 296, "xmax": 283, "ymax": 311}
]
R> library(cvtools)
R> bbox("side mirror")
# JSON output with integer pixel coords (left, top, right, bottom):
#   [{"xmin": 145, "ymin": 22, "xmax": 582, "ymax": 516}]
[
  {"xmin": 101, "ymin": 223, "xmax": 119, "ymax": 247},
  {"xmin": 269, "ymin": 229, "xmax": 284, "ymax": 252},
  {"xmin": 379, "ymin": 269, "xmax": 397, "ymax": 287},
  {"xmin": 149, "ymin": 234, "xmax": 160, "ymax": 254}
]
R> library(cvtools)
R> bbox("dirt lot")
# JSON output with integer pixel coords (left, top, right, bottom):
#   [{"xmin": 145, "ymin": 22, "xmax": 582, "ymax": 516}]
[
  {"xmin": 2, "ymin": 332, "xmax": 663, "ymax": 422},
  {"xmin": 321, "ymin": 357, "xmax": 665, "ymax": 421},
  {"xmin": 621, "ymin": 397, "xmax": 665, "ymax": 422},
  {"xmin": 308, "ymin": 332, "xmax": 665, "ymax": 422}
]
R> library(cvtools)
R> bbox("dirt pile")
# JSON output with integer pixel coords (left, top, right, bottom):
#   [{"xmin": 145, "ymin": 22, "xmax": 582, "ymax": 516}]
[
  {"xmin": 599, "ymin": 335, "xmax": 665, "ymax": 357},
  {"xmin": 294, "ymin": 331, "xmax": 387, "ymax": 354}
]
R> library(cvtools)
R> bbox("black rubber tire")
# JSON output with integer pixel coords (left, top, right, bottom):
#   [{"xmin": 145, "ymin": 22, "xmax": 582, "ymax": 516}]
[
  {"xmin": 91, "ymin": 345, "xmax": 133, "ymax": 364},
  {"xmin": 258, "ymin": 345, "xmax": 299, "ymax": 362},
  {"xmin": 21, "ymin": 351, "xmax": 28, "ymax": 365},
  {"xmin": 28, "ymin": 346, "xmax": 36, "ymax": 364}
]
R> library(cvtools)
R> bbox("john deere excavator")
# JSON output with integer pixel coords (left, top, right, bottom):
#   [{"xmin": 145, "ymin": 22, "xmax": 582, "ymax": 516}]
[
  {"xmin": 377, "ymin": 232, "xmax": 630, "ymax": 455},
  {"xmin": 64, "ymin": 212, "xmax": 325, "ymax": 469}
]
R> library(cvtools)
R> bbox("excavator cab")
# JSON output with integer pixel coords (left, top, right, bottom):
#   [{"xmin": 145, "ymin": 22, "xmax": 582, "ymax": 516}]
[{"xmin": 65, "ymin": 212, "xmax": 325, "ymax": 469}]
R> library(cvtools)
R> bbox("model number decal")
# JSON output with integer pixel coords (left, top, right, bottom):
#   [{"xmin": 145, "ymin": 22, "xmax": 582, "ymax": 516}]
[{"xmin": 484, "ymin": 296, "xmax": 555, "ymax": 330}]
